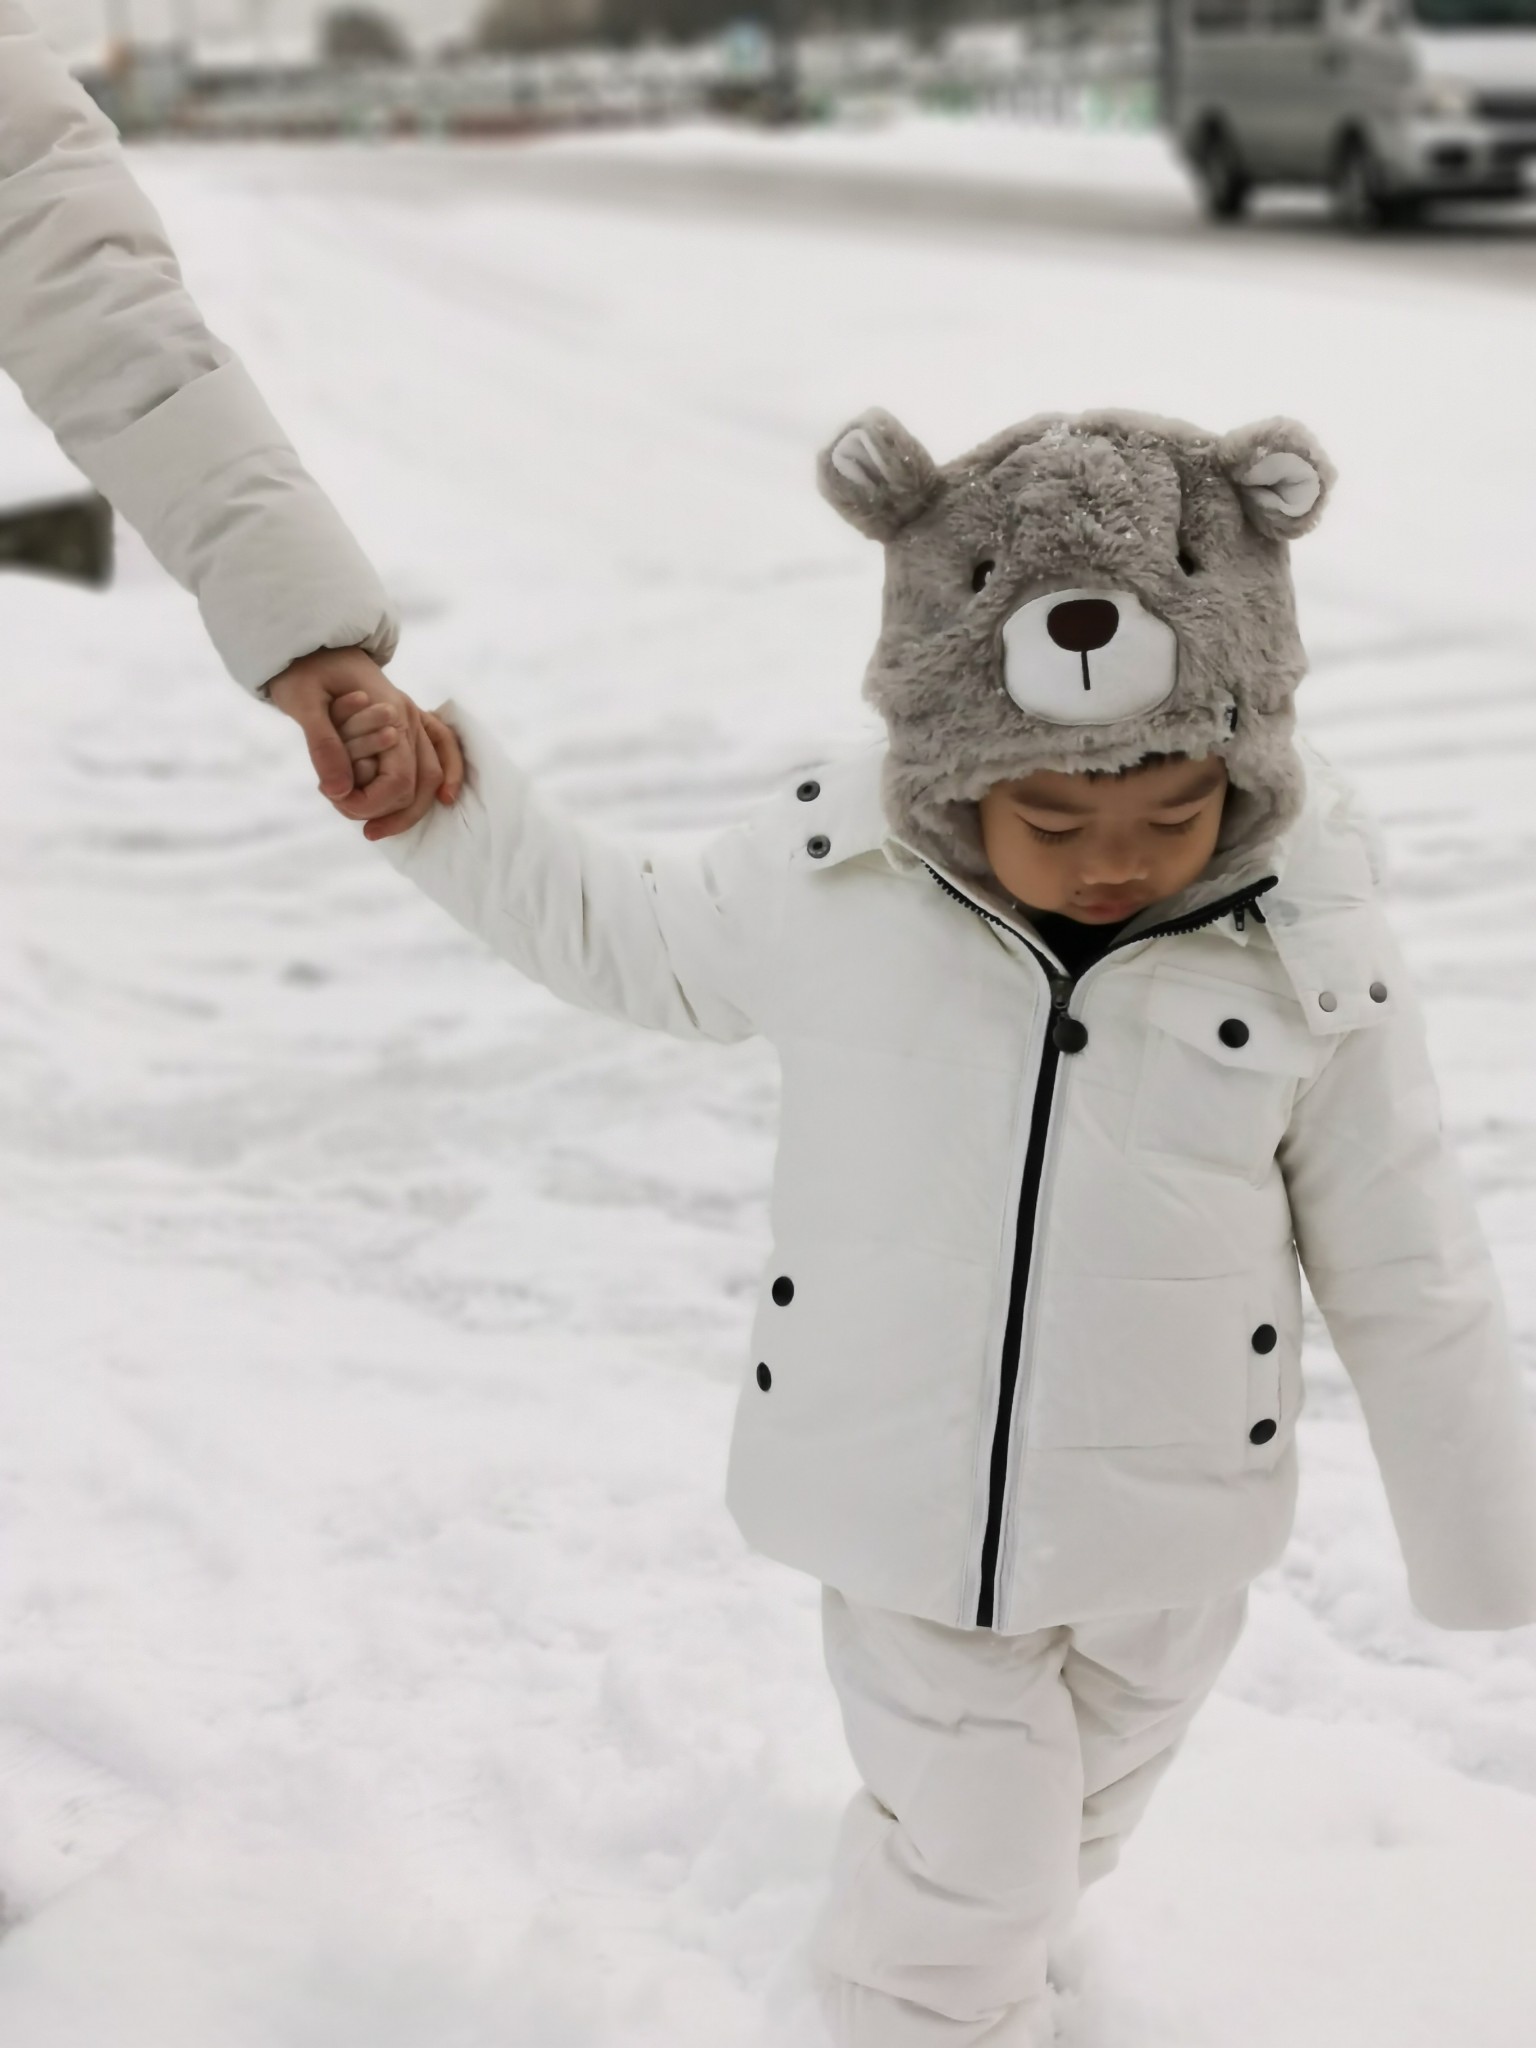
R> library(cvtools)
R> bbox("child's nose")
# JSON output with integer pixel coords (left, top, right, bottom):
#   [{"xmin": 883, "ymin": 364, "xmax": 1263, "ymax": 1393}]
[{"xmin": 1080, "ymin": 838, "xmax": 1148, "ymax": 885}]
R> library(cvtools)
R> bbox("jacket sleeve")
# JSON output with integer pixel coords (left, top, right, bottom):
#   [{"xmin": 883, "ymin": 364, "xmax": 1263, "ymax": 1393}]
[
  {"xmin": 378, "ymin": 702, "xmax": 782, "ymax": 1044},
  {"xmin": 0, "ymin": 2, "xmax": 397, "ymax": 691},
  {"xmin": 1280, "ymin": 920, "xmax": 1536, "ymax": 1630}
]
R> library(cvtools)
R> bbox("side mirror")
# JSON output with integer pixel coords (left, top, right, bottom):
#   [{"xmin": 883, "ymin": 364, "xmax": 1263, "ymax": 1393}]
[{"xmin": 0, "ymin": 493, "xmax": 114, "ymax": 587}]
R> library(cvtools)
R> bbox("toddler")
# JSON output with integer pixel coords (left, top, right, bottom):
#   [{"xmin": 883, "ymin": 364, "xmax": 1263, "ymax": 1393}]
[{"xmin": 332, "ymin": 406, "xmax": 1536, "ymax": 2048}]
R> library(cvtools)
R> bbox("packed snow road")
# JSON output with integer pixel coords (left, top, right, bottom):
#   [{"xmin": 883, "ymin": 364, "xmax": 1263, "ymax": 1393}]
[
  {"xmin": 1, "ymin": 129, "xmax": 1535, "ymax": 2048},
  {"xmin": 247, "ymin": 120, "xmax": 1536, "ymax": 299}
]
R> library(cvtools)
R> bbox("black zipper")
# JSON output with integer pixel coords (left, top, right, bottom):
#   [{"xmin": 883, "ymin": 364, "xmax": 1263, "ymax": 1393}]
[{"xmin": 925, "ymin": 865, "xmax": 1279, "ymax": 1629}]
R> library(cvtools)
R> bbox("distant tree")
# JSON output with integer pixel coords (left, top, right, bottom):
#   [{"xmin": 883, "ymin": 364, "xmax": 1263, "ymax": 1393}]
[
  {"xmin": 321, "ymin": 6, "xmax": 412, "ymax": 63},
  {"xmin": 476, "ymin": 0, "xmax": 608, "ymax": 49}
]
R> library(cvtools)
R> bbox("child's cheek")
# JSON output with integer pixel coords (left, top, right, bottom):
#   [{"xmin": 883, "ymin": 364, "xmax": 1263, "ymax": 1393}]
[
  {"xmin": 991, "ymin": 834, "xmax": 1059, "ymax": 911},
  {"xmin": 1030, "ymin": 852, "xmax": 1075, "ymax": 911}
]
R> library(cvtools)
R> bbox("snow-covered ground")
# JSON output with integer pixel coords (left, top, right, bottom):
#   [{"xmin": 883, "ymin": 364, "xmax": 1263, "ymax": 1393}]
[
  {"xmin": 2, "ymin": 133, "xmax": 1536, "ymax": 2047},
  {"xmin": 545, "ymin": 111, "xmax": 1191, "ymax": 202}
]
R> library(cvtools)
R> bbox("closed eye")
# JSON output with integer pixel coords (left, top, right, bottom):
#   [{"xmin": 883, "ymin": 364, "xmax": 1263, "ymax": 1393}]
[
  {"xmin": 1151, "ymin": 815, "xmax": 1202, "ymax": 835},
  {"xmin": 1022, "ymin": 822, "xmax": 1081, "ymax": 845}
]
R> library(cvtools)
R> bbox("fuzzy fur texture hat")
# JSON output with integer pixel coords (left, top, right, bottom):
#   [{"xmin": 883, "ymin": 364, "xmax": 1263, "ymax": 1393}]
[{"xmin": 818, "ymin": 406, "xmax": 1336, "ymax": 888}]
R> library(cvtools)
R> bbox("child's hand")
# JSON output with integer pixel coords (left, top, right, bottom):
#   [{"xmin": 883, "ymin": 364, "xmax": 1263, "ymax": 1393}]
[
  {"xmin": 330, "ymin": 691, "xmax": 399, "ymax": 790},
  {"xmin": 419, "ymin": 711, "xmax": 465, "ymax": 807},
  {"xmin": 332, "ymin": 692, "xmax": 465, "ymax": 824}
]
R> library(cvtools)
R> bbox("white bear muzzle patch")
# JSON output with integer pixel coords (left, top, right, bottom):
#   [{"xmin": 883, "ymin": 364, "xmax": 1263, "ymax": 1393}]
[{"xmin": 1001, "ymin": 588, "xmax": 1178, "ymax": 727}]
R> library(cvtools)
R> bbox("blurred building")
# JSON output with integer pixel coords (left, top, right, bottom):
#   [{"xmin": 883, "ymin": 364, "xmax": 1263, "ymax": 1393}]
[
  {"xmin": 321, "ymin": 7, "xmax": 415, "ymax": 62},
  {"xmin": 475, "ymin": 0, "xmax": 1151, "ymax": 52},
  {"xmin": 69, "ymin": 0, "xmax": 1156, "ymax": 136},
  {"xmin": 477, "ymin": 0, "xmax": 607, "ymax": 49}
]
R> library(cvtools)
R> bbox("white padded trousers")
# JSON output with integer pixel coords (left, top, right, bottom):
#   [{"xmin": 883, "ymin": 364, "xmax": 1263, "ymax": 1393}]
[{"xmin": 810, "ymin": 1583, "xmax": 1250, "ymax": 2047}]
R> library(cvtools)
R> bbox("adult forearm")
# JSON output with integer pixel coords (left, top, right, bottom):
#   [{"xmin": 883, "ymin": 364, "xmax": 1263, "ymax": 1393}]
[
  {"xmin": 81, "ymin": 359, "xmax": 399, "ymax": 691},
  {"xmin": 0, "ymin": 7, "xmax": 225, "ymax": 447},
  {"xmin": 0, "ymin": 4, "xmax": 398, "ymax": 689}
]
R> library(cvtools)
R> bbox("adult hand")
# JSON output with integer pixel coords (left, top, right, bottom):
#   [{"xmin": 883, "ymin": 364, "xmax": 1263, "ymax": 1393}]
[
  {"xmin": 332, "ymin": 695, "xmax": 466, "ymax": 842},
  {"xmin": 266, "ymin": 647, "xmax": 443, "ymax": 833}
]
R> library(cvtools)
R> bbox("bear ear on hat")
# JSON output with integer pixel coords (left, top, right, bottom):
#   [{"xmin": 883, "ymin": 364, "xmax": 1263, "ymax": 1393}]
[
  {"xmin": 817, "ymin": 408, "xmax": 941, "ymax": 542},
  {"xmin": 1219, "ymin": 417, "xmax": 1337, "ymax": 541}
]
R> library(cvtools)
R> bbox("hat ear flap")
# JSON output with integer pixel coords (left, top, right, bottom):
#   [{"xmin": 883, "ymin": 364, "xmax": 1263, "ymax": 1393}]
[
  {"xmin": 1220, "ymin": 418, "xmax": 1336, "ymax": 541},
  {"xmin": 818, "ymin": 408, "xmax": 941, "ymax": 542}
]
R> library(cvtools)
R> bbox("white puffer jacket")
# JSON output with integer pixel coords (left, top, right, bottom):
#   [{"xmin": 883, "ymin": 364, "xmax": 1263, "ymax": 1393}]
[
  {"xmin": 383, "ymin": 704, "xmax": 1536, "ymax": 1636},
  {"xmin": 0, "ymin": 1, "xmax": 396, "ymax": 689}
]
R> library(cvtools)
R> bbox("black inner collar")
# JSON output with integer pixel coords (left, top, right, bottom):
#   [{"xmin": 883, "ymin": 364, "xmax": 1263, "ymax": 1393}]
[{"xmin": 1028, "ymin": 909, "xmax": 1134, "ymax": 980}]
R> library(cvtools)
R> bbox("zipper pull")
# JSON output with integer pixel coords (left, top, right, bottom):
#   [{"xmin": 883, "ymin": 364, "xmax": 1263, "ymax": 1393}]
[
  {"xmin": 1048, "ymin": 976, "xmax": 1089, "ymax": 1055},
  {"xmin": 1235, "ymin": 905, "xmax": 1247, "ymax": 933}
]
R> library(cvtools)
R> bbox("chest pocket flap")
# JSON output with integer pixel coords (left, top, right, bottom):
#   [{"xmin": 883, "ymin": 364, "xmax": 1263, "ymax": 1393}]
[
  {"xmin": 1145, "ymin": 973, "xmax": 1321, "ymax": 1079},
  {"xmin": 1133, "ymin": 971, "xmax": 1322, "ymax": 1181}
]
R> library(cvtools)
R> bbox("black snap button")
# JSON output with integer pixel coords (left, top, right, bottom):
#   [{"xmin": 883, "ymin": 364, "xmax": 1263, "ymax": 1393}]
[
  {"xmin": 806, "ymin": 835, "xmax": 831, "ymax": 859},
  {"xmin": 771, "ymin": 1276, "xmax": 794, "ymax": 1307},
  {"xmin": 1251, "ymin": 1324, "xmax": 1277, "ymax": 1354},
  {"xmin": 1249, "ymin": 1419, "xmax": 1278, "ymax": 1446},
  {"xmin": 796, "ymin": 779, "xmax": 821, "ymax": 802},
  {"xmin": 1369, "ymin": 981, "xmax": 1388, "ymax": 1003},
  {"xmin": 1052, "ymin": 1016, "xmax": 1089, "ymax": 1054},
  {"xmin": 756, "ymin": 1362, "xmax": 772, "ymax": 1391},
  {"xmin": 1218, "ymin": 1018, "xmax": 1250, "ymax": 1049}
]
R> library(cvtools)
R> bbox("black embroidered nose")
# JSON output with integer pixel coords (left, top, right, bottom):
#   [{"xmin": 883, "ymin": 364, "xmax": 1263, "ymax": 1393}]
[{"xmin": 1047, "ymin": 599, "xmax": 1119, "ymax": 654}]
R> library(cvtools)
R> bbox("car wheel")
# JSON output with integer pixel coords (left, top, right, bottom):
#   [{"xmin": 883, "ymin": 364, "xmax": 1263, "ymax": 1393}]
[
  {"xmin": 1193, "ymin": 126, "xmax": 1251, "ymax": 222},
  {"xmin": 1332, "ymin": 135, "xmax": 1414, "ymax": 231}
]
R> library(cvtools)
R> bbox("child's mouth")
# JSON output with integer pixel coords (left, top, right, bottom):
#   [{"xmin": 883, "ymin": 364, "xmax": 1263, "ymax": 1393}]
[{"xmin": 1074, "ymin": 895, "xmax": 1147, "ymax": 922}]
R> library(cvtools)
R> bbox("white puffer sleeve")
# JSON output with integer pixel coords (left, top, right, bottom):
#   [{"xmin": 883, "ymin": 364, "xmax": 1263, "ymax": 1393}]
[
  {"xmin": 378, "ymin": 702, "xmax": 785, "ymax": 1044},
  {"xmin": 0, "ymin": 1, "xmax": 397, "ymax": 690},
  {"xmin": 1281, "ymin": 923, "xmax": 1536, "ymax": 1630}
]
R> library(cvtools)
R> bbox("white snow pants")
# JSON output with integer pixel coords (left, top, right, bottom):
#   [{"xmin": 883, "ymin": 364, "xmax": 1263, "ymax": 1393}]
[{"xmin": 810, "ymin": 1582, "xmax": 1250, "ymax": 2048}]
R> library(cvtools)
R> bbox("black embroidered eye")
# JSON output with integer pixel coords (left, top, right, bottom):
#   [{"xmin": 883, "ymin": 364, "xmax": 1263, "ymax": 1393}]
[
  {"xmin": 1177, "ymin": 546, "xmax": 1199, "ymax": 577},
  {"xmin": 971, "ymin": 560, "xmax": 996, "ymax": 593}
]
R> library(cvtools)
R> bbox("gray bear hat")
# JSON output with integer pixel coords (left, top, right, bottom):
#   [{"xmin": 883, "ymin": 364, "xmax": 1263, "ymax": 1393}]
[{"xmin": 818, "ymin": 406, "xmax": 1335, "ymax": 893}]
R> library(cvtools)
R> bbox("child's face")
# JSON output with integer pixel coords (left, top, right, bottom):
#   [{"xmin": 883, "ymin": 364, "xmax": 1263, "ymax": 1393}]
[{"xmin": 978, "ymin": 755, "xmax": 1229, "ymax": 925}]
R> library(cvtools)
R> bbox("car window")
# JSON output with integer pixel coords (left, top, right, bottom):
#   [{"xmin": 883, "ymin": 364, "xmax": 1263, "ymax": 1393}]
[
  {"xmin": 1191, "ymin": 0, "xmax": 1256, "ymax": 28},
  {"xmin": 1413, "ymin": 0, "xmax": 1536, "ymax": 23}
]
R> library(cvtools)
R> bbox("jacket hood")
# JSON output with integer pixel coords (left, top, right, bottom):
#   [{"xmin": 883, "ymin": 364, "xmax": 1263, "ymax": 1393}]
[{"xmin": 817, "ymin": 405, "xmax": 1337, "ymax": 888}]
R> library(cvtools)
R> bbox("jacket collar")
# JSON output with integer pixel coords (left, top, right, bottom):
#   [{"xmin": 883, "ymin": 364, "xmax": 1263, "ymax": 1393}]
[
  {"xmin": 786, "ymin": 740, "xmax": 894, "ymax": 874},
  {"xmin": 1255, "ymin": 739, "xmax": 1388, "ymax": 1035},
  {"xmin": 791, "ymin": 737, "xmax": 1384, "ymax": 1032}
]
